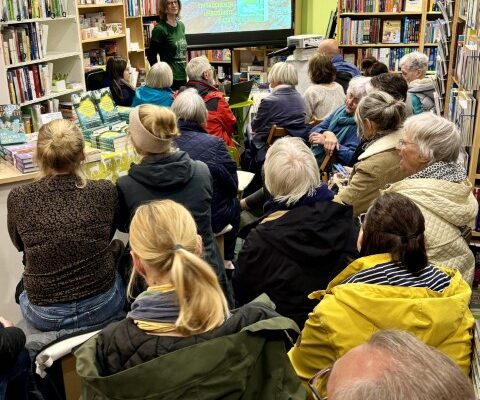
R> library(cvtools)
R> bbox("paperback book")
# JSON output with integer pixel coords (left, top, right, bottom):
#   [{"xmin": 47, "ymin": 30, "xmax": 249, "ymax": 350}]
[{"xmin": 0, "ymin": 104, "xmax": 26, "ymax": 145}]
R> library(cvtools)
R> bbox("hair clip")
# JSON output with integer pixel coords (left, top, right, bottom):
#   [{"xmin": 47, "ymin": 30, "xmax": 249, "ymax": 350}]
[{"xmin": 172, "ymin": 244, "xmax": 184, "ymax": 251}]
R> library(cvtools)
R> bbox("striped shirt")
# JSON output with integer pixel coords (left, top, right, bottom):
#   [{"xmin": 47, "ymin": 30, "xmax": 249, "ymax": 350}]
[{"xmin": 342, "ymin": 261, "xmax": 451, "ymax": 292}]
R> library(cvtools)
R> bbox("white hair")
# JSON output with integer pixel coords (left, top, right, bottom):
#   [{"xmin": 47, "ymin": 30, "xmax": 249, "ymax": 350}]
[
  {"xmin": 399, "ymin": 51, "xmax": 429, "ymax": 74},
  {"xmin": 346, "ymin": 76, "xmax": 371, "ymax": 100},
  {"xmin": 269, "ymin": 61, "xmax": 298, "ymax": 86},
  {"xmin": 333, "ymin": 330, "xmax": 475, "ymax": 400},
  {"xmin": 186, "ymin": 56, "xmax": 211, "ymax": 81},
  {"xmin": 404, "ymin": 113, "xmax": 461, "ymax": 164},
  {"xmin": 171, "ymin": 88, "xmax": 208, "ymax": 125},
  {"xmin": 146, "ymin": 61, "xmax": 173, "ymax": 89},
  {"xmin": 264, "ymin": 137, "xmax": 320, "ymax": 206}
]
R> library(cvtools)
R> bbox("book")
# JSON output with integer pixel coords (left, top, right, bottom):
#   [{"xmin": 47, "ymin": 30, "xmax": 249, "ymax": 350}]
[
  {"xmin": 382, "ymin": 20, "xmax": 402, "ymax": 44},
  {"xmin": 0, "ymin": 104, "xmax": 26, "ymax": 145},
  {"xmin": 72, "ymin": 92, "xmax": 103, "ymax": 130},
  {"xmin": 91, "ymin": 88, "xmax": 121, "ymax": 125},
  {"xmin": 404, "ymin": 0, "xmax": 422, "ymax": 11}
]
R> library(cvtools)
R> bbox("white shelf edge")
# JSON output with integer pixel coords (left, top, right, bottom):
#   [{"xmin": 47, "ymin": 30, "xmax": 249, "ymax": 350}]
[
  {"xmin": 0, "ymin": 15, "xmax": 76, "ymax": 25},
  {"xmin": 77, "ymin": 3, "xmax": 124, "ymax": 7},
  {"xmin": 19, "ymin": 87, "xmax": 82, "ymax": 106},
  {"xmin": 6, "ymin": 52, "xmax": 81, "ymax": 69},
  {"xmin": 81, "ymin": 33, "xmax": 125, "ymax": 43}
]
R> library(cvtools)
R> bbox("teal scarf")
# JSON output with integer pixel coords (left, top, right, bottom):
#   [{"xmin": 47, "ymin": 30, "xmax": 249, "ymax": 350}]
[{"xmin": 312, "ymin": 105, "xmax": 356, "ymax": 167}]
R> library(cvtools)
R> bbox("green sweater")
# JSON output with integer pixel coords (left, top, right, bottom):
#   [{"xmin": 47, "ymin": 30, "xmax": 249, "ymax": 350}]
[{"xmin": 150, "ymin": 20, "xmax": 187, "ymax": 81}]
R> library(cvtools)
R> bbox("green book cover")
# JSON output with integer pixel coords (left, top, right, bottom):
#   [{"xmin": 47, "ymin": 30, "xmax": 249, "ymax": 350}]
[
  {"xmin": 92, "ymin": 88, "xmax": 121, "ymax": 125},
  {"xmin": 72, "ymin": 92, "xmax": 104, "ymax": 130},
  {"xmin": 0, "ymin": 104, "xmax": 27, "ymax": 145}
]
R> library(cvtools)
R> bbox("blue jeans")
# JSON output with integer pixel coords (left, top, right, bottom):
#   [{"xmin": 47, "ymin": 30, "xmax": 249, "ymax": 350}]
[
  {"xmin": 0, "ymin": 348, "xmax": 29, "ymax": 400},
  {"xmin": 19, "ymin": 273, "xmax": 125, "ymax": 332}
]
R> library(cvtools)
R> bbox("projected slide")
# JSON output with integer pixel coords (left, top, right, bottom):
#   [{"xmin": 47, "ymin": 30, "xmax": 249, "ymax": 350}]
[{"xmin": 181, "ymin": 0, "xmax": 292, "ymax": 34}]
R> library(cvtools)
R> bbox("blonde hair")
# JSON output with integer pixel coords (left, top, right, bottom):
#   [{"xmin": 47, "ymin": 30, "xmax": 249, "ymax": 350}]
[
  {"xmin": 269, "ymin": 61, "xmax": 298, "ymax": 86},
  {"xmin": 128, "ymin": 200, "xmax": 229, "ymax": 336},
  {"xmin": 131, "ymin": 104, "xmax": 180, "ymax": 156},
  {"xmin": 35, "ymin": 119, "xmax": 86, "ymax": 187},
  {"xmin": 265, "ymin": 136, "xmax": 321, "ymax": 206},
  {"xmin": 146, "ymin": 61, "xmax": 173, "ymax": 89}
]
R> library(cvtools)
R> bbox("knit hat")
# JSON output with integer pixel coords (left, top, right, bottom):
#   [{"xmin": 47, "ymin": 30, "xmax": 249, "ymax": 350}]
[{"xmin": 129, "ymin": 106, "xmax": 175, "ymax": 154}]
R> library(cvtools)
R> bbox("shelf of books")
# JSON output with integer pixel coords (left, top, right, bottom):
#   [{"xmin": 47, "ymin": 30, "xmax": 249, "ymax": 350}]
[
  {"xmin": 337, "ymin": 0, "xmax": 442, "ymax": 72},
  {"xmin": 0, "ymin": 0, "xmax": 86, "ymax": 114}
]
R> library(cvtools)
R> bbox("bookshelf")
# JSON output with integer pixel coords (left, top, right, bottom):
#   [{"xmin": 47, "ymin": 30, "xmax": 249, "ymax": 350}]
[
  {"xmin": 0, "ymin": 0, "xmax": 85, "ymax": 107},
  {"xmin": 336, "ymin": 0, "xmax": 441, "ymax": 72}
]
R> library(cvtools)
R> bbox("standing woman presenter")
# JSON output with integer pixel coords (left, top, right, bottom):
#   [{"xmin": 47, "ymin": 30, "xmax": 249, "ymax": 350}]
[{"xmin": 147, "ymin": 0, "xmax": 187, "ymax": 90}]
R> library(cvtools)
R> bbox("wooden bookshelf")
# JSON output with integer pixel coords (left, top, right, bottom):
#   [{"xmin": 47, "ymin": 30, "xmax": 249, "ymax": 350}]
[{"xmin": 0, "ymin": 0, "xmax": 86, "ymax": 106}]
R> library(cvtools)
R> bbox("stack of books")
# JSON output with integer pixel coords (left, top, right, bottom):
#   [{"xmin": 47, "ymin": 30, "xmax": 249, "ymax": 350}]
[
  {"xmin": 0, "ymin": 23, "xmax": 48, "ymax": 65},
  {"xmin": 13, "ymin": 149, "xmax": 38, "ymax": 173},
  {"xmin": 91, "ymin": 130, "xmax": 127, "ymax": 152}
]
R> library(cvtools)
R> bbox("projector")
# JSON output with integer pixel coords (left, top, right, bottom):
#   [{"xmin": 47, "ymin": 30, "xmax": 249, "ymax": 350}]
[{"xmin": 287, "ymin": 34, "xmax": 324, "ymax": 49}]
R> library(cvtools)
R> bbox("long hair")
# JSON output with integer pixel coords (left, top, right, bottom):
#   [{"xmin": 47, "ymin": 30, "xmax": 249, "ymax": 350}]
[
  {"xmin": 158, "ymin": 0, "xmax": 182, "ymax": 21},
  {"xmin": 35, "ymin": 119, "xmax": 86, "ymax": 187},
  {"xmin": 128, "ymin": 200, "xmax": 229, "ymax": 336},
  {"xmin": 360, "ymin": 193, "xmax": 428, "ymax": 273},
  {"xmin": 106, "ymin": 56, "xmax": 133, "ymax": 101}
]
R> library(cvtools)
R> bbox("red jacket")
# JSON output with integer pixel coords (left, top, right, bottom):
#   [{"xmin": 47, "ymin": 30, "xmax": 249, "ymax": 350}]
[{"xmin": 183, "ymin": 80, "xmax": 236, "ymax": 147}]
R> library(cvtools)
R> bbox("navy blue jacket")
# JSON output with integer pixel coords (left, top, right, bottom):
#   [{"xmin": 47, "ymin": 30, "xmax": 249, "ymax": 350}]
[
  {"xmin": 251, "ymin": 86, "xmax": 309, "ymax": 163},
  {"xmin": 175, "ymin": 120, "xmax": 238, "ymax": 233}
]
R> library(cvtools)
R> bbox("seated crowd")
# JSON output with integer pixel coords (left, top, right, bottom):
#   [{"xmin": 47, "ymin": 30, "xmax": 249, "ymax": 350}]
[{"xmin": 1, "ymin": 46, "xmax": 478, "ymax": 400}]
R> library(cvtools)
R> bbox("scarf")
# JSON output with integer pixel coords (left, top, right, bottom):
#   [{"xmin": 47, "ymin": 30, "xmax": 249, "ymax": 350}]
[
  {"xmin": 312, "ymin": 105, "xmax": 356, "ymax": 166},
  {"xmin": 263, "ymin": 183, "xmax": 334, "ymax": 214},
  {"xmin": 127, "ymin": 283, "xmax": 180, "ymax": 333},
  {"xmin": 408, "ymin": 161, "xmax": 467, "ymax": 183}
]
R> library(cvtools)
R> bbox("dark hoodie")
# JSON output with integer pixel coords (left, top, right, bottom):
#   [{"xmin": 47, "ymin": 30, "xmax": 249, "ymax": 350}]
[
  {"xmin": 116, "ymin": 151, "xmax": 228, "ymax": 291},
  {"xmin": 234, "ymin": 196, "xmax": 358, "ymax": 329}
]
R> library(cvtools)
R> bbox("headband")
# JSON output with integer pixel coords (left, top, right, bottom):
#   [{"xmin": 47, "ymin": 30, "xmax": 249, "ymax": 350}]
[{"xmin": 129, "ymin": 106, "xmax": 173, "ymax": 154}]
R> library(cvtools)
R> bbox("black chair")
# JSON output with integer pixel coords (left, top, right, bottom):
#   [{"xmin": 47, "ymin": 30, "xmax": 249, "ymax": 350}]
[{"xmin": 85, "ymin": 69, "xmax": 107, "ymax": 91}]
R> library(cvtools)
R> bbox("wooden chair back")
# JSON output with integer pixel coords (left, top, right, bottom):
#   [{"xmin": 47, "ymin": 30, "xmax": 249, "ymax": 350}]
[{"xmin": 266, "ymin": 124, "xmax": 288, "ymax": 147}]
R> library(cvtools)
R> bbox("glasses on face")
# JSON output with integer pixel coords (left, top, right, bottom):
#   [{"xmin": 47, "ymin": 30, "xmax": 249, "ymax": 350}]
[
  {"xmin": 398, "ymin": 138, "xmax": 416, "ymax": 147},
  {"xmin": 308, "ymin": 367, "xmax": 332, "ymax": 400}
]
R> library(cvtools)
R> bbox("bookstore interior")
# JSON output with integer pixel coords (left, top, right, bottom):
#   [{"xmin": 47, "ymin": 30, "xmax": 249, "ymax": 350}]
[{"xmin": 2, "ymin": 0, "xmax": 480, "ymax": 398}]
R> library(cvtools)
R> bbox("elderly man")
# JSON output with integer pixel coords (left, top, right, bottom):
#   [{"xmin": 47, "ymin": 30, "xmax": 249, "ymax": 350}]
[
  {"xmin": 310, "ymin": 330, "xmax": 475, "ymax": 400},
  {"xmin": 183, "ymin": 56, "xmax": 236, "ymax": 147},
  {"xmin": 399, "ymin": 51, "xmax": 435, "ymax": 113},
  {"xmin": 317, "ymin": 39, "xmax": 360, "ymax": 93}
]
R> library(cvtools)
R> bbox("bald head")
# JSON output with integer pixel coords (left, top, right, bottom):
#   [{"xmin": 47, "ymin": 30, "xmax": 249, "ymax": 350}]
[{"xmin": 318, "ymin": 39, "xmax": 340, "ymax": 59}]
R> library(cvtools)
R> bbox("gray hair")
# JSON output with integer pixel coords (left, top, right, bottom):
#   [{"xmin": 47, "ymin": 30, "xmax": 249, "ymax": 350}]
[
  {"xmin": 333, "ymin": 330, "xmax": 475, "ymax": 400},
  {"xmin": 399, "ymin": 51, "xmax": 429, "ymax": 74},
  {"xmin": 346, "ymin": 76, "xmax": 371, "ymax": 100},
  {"xmin": 264, "ymin": 137, "xmax": 320, "ymax": 206},
  {"xmin": 355, "ymin": 91, "xmax": 406, "ymax": 138},
  {"xmin": 146, "ymin": 61, "xmax": 173, "ymax": 89},
  {"xmin": 404, "ymin": 113, "xmax": 461, "ymax": 163},
  {"xmin": 269, "ymin": 62, "xmax": 298, "ymax": 86},
  {"xmin": 186, "ymin": 56, "xmax": 211, "ymax": 81},
  {"xmin": 171, "ymin": 88, "xmax": 208, "ymax": 125}
]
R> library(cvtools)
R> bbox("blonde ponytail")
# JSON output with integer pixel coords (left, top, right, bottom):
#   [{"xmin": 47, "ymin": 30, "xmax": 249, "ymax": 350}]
[
  {"xmin": 129, "ymin": 200, "xmax": 229, "ymax": 336},
  {"xmin": 36, "ymin": 119, "xmax": 86, "ymax": 187}
]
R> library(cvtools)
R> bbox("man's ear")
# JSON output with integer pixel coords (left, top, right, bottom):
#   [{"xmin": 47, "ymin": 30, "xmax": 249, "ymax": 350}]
[{"xmin": 131, "ymin": 251, "xmax": 147, "ymax": 278}]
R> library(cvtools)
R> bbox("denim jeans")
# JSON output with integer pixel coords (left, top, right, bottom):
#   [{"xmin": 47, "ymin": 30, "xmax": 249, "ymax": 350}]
[
  {"xmin": 19, "ymin": 273, "xmax": 125, "ymax": 332},
  {"xmin": 0, "ymin": 348, "xmax": 29, "ymax": 400}
]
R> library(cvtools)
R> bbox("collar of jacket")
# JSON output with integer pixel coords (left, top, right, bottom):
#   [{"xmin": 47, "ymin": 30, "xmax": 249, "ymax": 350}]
[
  {"xmin": 187, "ymin": 79, "xmax": 218, "ymax": 93},
  {"xmin": 358, "ymin": 130, "xmax": 402, "ymax": 161},
  {"xmin": 271, "ymin": 84, "xmax": 294, "ymax": 93},
  {"xmin": 177, "ymin": 119, "xmax": 208, "ymax": 134}
]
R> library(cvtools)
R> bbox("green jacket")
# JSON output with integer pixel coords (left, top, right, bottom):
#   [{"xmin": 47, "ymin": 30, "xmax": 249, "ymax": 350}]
[{"xmin": 75, "ymin": 298, "xmax": 306, "ymax": 400}]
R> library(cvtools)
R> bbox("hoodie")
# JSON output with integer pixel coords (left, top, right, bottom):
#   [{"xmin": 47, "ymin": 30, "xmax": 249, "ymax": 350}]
[
  {"xmin": 384, "ymin": 177, "xmax": 478, "ymax": 284},
  {"xmin": 408, "ymin": 76, "xmax": 435, "ymax": 113},
  {"xmin": 116, "ymin": 151, "xmax": 228, "ymax": 290},
  {"xmin": 131, "ymin": 85, "xmax": 174, "ymax": 107},
  {"xmin": 234, "ymin": 200, "xmax": 358, "ymax": 329}
]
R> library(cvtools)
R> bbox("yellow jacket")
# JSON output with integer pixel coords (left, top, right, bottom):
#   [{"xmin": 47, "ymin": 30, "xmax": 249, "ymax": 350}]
[{"xmin": 288, "ymin": 253, "xmax": 474, "ymax": 385}]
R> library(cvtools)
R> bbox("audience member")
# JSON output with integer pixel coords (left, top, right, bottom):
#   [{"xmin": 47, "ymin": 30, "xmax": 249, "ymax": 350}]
[
  {"xmin": 360, "ymin": 56, "xmax": 377, "ymax": 75},
  {"xmin": 310, "ymin": 330, "xmax": 475, "ymax": 400},
  {"xmin": 303, "ymin": 53, "xmax": 345, "ymax": 123},
  {"xmin": 361, "ymin": 58, "xmax": 389, "ymax": 76},
  {"xmin": 172, "ymin": 89, "xmax": 240, "ymax": 268},
  {"xmin": 75, "ymin": 200, "xmax": 305, "ymax": 399},
  {"xmin": 8, "ymin": 119, "xmax": 125, "ymax": 331},
  {"xmin": 234, "ymin": 137, "xmax": 357, "ymax": 328},
  {"xmin": 318, "ymin": 39, "xmax": 360, "ymax": 92},
  {"xmin": 399, "ymin": 52, "xmax": 435, "ymax": 113},
  {"xmin": 289, "ymin": 193, "xmax": 474, "ymax": 387},
  {"xmin": 116, "ymin": 105, "xmax": 230, "ymax": 300},
  {"xmin": 334, "ymin": 91, "xmax": 406, "ymax": 216},
  {"xmin": 105, "ymin": 56, "xmax": 135, "ymax": 106},
  {"xmin": 309, "ymin": 76, "xmax": 370, "ymax": 166},
  {"xmin": 385, "ymin": 113, "xmax": 477, "ymax": 284},
  {"xmin": 0, "ymin": 316, "xmax": 29, "ymax": 400},
  {"xmin": 183, "ymin": 56, "xmax": 236, "ymax": 147},
  {"xmin": 369, "ymin": 72, "xmax": 412, "ymax": 116},
  {"xmin": 131, "ymin": 61, "xmax": 174, "ymax": 107}
]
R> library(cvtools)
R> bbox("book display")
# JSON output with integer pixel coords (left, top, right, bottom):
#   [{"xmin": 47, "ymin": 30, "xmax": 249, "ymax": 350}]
[
  {"xmin": 0, "ymin": 0, "xmax": 85, "ymax": 111},
  {"xmin": 337, "ymin": 0, "xmax": 442, "ymax": 71}
]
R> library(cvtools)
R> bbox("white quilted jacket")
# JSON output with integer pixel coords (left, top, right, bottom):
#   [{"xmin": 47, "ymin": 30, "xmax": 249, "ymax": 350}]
[{"xmin": 385, "ymin": 178, "xmax": 478, "ymax": 285}]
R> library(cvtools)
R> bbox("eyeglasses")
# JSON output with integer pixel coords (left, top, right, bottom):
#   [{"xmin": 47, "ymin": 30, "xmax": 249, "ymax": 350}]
[
  {"xmin": 308, "ymin": 367, "xmax": 332, "ymax": 400},
  {"xmin": 166, "ymin": 0, "xmax": 178, "ymax": 5},
  {"xmin": 398, "ymin": 138, "xmax": 416, "ymax": 147},
  {"xmin": 358, "ymin": 212, "xmax": 366, "ymax": 228}
]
